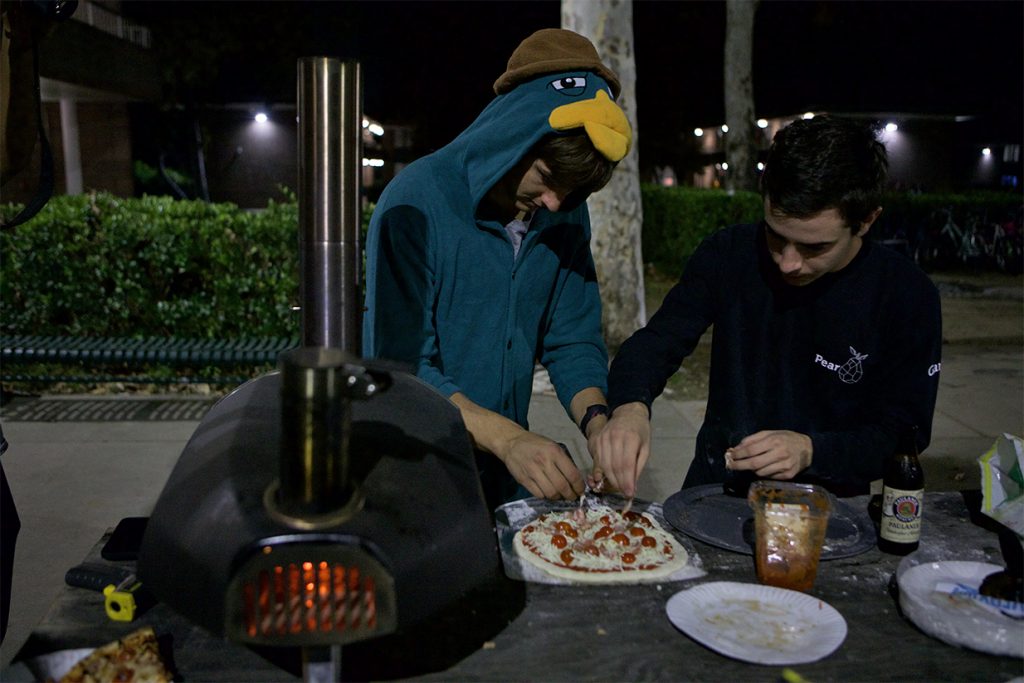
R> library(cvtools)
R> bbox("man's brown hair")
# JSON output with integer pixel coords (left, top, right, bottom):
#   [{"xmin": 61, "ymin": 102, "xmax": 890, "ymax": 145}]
[{"xmin": 534, "ymin": 131, "xmax": 616, "ymax": 204}]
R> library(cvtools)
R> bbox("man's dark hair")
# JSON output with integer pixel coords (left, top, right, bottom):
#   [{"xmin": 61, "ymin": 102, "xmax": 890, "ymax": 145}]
[
  {"xmin": 760, "ymin": 116, "xmax": 888, "ymax": 228},
  {"xmin": 535, "ymin": 131, "xmax": 616, "ymax": 205}
]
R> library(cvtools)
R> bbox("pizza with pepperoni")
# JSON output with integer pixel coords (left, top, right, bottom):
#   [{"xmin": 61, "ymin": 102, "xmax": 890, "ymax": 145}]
[{"xmin": 513, "ymin": 504, "xmax": 689, "ymax": 583}]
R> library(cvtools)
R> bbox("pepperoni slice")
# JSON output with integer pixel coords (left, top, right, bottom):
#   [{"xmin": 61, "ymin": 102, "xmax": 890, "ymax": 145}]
[
  {"xmin": 554, "ymin": 521, "xmax": 578, "ymax": 538},
  {"xmin": 560, "ymin": 549, "xmax": 574, "ymax": 565},
  {"xmin": 641, "ymin": 536, "xmax": 657, "ymax": 548},
  {"xmin": 629, "ymin": 526, "xmax": 646, "ymax": 537},
  {"xmin": 622, "ymin": 552, "xmax": 637, "ymax": 564},
  {"xmin": 551, "ymin": 534, "xmax": 568, "ymax": 549},
  {"xmin": 611, "ymin": 533, "xmax": 630, "ymax": 546},
  {"xmin": 594, "ymin": 526, "xmax": 613, "ymax": 539}
]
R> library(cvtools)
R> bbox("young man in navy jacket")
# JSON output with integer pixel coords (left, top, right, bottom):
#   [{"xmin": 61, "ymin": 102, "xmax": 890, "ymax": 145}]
[{"xmin": 595, "ymin": 116, "xmax": 941, "ymax": 498}]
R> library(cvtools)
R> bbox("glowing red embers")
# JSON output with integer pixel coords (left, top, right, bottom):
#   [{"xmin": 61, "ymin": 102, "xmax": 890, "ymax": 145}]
[{"xmin": 242, "ymin": 561, "xmax": 378, "ymax": 638}]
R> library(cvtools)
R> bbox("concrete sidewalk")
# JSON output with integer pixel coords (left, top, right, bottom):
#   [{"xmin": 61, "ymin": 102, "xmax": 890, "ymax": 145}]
[{"xmin": 0, "ymin": 272, "xmax": 1021, "ymax": 667}]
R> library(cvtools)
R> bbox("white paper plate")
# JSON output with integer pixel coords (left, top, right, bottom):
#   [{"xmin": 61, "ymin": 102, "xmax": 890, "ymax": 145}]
[
  {"xmin": 898, "ymin": 560, "xmax": 1024, "ymax": 658},
  {"xmin": 665, "ymin": 581, "xmax": 847, "ymax": 665}
]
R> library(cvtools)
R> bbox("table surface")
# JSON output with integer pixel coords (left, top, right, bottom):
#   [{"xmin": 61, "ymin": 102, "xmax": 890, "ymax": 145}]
[{"xmin": 10, "ymin": 491, "xmax": 1023, "ymax": 682}]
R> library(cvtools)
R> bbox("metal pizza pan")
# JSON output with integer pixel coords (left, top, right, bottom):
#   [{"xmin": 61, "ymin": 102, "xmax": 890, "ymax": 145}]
[{"xmin": 662, "ymin": 484, "xmax": 875, "ymax": 560}]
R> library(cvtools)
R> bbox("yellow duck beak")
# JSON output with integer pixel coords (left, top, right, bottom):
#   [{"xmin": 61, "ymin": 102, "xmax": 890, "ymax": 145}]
[{"xmin": 548, "ymin": 89, "xmax": 632, "ymax": 162}]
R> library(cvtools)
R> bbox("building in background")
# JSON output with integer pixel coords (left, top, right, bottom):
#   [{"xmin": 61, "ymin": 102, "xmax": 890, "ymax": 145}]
[
  {"xmin": 9, "ymin": 2, "xmax": 1017, "ymax": 210},
  {"xmin": 192, "ymin": 104, "xmax": 414, "ymax": 208},
  {"xmin": 678, "ymin": 112, "xmax": 1022, "ymax": 194},
  {"xmin": 2, "ymin": 0, "xmax": 158, "ymax": 205},
  {"xmin": 4, "ymin": 1, "xmax": 414, "ymax": 211}
]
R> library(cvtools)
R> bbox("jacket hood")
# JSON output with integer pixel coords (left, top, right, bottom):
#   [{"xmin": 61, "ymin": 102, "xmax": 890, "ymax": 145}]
[{"xmin": 436, "ymin": 70, "xmax": 630, "ymax": 216}]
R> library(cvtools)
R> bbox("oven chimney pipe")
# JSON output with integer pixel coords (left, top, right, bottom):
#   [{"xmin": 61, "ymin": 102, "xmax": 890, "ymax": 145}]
[{"xmin": 297, "ymin": 57, "xmax": 362, "ymax": 352}]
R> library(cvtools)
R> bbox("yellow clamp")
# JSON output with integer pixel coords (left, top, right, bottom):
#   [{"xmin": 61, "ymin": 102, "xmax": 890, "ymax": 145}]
[{"xmin": 102, "ymin": 580, "xmax": 143, "ymax": 622}]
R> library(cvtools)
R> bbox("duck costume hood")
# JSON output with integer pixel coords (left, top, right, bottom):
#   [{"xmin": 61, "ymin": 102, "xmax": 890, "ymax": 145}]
[
  {"xmin": 459, "ymin": 27, "xmax": 632, "ymax": 212},
  {"xmin": 363, "ymin": 29, "xmax": 628, "ymax": 428}
]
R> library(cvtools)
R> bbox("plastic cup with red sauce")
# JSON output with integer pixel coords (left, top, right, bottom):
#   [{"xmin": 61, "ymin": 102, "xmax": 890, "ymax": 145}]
[{"xmin": 748, "ymin": 481, "xmax": 832, "ymax": 592}]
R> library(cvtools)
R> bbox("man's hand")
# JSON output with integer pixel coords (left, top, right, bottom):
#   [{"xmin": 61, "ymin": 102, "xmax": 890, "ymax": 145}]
[
  {"xmin": 499, "ymin": 432, "xmax": 585, "ymax": 500},
  {"xmin": 450, "ymin": 392, "xmax": 585, "ymax": 501},
  {"xmin": 590, "ymin": 402, "xmax": 650, "ymax": 498},
  {"xmin": 726, "ymin": 430, "xmax": 812, "ymax": 480}
]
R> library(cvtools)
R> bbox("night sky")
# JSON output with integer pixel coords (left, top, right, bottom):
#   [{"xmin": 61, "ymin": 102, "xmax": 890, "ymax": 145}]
[{"xmin": 122, "ymin": 0, "xmax": 1023, "ymax": 162}]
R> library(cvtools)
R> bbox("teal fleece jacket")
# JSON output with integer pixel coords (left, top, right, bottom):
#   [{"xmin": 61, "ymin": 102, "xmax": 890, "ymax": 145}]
[{"xmin": 363, "ymin": 72, "xmax": 615, "ymax": 428}]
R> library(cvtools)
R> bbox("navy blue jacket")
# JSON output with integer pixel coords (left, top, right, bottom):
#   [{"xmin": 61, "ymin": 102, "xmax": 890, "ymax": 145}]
[{"xmin": 608, "ymin": 223, "xmax": 942, "ymax": 493}]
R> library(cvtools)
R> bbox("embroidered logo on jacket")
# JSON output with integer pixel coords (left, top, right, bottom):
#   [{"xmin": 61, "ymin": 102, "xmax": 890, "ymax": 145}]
[{"xmin": 814, "ymin": 346, "xmax": 869, "ymax": 384}]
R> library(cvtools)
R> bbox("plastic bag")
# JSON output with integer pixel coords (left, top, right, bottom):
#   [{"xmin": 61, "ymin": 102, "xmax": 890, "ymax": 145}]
[{"xmin": 977, "ymin": 433, "xmax": 1024, "ymax": 537}]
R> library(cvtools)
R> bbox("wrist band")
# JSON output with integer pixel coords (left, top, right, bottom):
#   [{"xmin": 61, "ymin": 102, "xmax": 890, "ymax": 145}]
[{"xmin": 579, "ymin": 404, "xmax": 609, "ymax": 436}]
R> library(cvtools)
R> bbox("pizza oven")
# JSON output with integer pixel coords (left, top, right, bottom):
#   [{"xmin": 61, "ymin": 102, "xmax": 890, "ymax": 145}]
[{"xmin": 137, "ymin": 58, "xmax": 499, "ymax": 678}]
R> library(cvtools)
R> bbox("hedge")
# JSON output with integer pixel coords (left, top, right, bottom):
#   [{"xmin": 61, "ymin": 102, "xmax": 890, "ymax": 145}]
[
  {"xmin": 641, "ymin": 185, "xmax": 1022, "ymax": 278},
  {"xmin": 2, "ymin": 188, "xmax": 1019, "ymax": 342},
  {"xmin": 640, "ymin": 184, "xmax": 762, "ymax": 277},
  {"xmin": 1, "ymin": 193, "xmax": 301, "ymax": 339}
]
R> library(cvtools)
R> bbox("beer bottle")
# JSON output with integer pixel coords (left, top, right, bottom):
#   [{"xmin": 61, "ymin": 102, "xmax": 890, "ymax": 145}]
[{"xmin": 878, "ymin": 426, "xmax": 925, "ymax": 555}]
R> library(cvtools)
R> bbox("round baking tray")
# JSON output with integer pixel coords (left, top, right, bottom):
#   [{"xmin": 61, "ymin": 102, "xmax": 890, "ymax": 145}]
[{"xmin": 662, "ymin": 483, "xmax": 876, "ymax": 559}]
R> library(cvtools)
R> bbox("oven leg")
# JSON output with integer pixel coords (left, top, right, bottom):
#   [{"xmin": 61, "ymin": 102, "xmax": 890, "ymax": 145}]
[{"xmin": 302, "ymin": 644, "xmax": 342, "ymax": 683}]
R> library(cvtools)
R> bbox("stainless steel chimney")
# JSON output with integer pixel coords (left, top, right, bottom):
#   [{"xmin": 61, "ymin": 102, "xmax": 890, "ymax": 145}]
[{"xmin": 297, "ymin": 57, "xmax": 362, "ymax": 352}]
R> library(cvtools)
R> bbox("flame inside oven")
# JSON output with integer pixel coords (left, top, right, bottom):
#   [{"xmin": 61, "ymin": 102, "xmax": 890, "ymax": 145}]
[
  {"xmin": 243, "ymin": 560, "xmax": 377, "ymax": 638},
  {"xmin": 227, "ymin": 539, "xmax": 396, "ymax": 646}
]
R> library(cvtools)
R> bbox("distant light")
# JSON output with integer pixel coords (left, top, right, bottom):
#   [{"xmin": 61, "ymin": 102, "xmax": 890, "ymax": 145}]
[
  {"xmin": 694, "ymin": 127, "xmax": 704, "ymax": 137},
  {"xmin": 757, "ymin": 162, "xmax": 765, "ymax": 171},
  {"xmin": 982, "ymin": 147, "xmax": 992, "ymax": 156},
  {"xmin": 368, "ymin": 123, "xmax": 385, "ymax": 137},
  {"xmin": 720, "ymin": 124, "xmax": 729, "ymax": 133},
  {"xmin": 714, "ymin": 163, "xmax": 722, "ymax": 170},
  {"xmin": 802, "ymin": 112, "xmax": 815, "ymax": 120},
  {"xmin": 721, "ymin": 162, "xmax": 729, "ymax": 171},
  {"xmin": 362, "ymin": 118, "xmax": 369, "ymax": 128},
  {"xmin": 254, "ymin": 112, "xmax": 268, "ymax": 124},
  {"xmin": 661, "ymin": 176, "xmax": 675, "ymax": 187},
  {"xmin": 885, "ymin": 122, "xmax": 898, "ymax": 133},
  {"xmin": 362, "ymin": 158, "xmax": 385, "ymax": 167},
  {"xmin": 757, "ymin": 119, "xmax": 768, "ymax": 129}
]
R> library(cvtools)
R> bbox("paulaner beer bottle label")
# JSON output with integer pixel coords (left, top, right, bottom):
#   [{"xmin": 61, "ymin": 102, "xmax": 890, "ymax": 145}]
[{"xmin": 880, "ymin": 486, "xmax": 924, "ymax": 543}]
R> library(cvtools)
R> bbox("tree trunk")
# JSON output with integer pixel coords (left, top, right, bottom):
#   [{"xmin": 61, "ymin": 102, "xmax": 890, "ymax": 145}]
[
  {"xmin": 724, "ymin": 0, "xmax": 759, "ymax": 192},
  {"xmin": 561, "ymin": 0, "xmax": 645, "ymax": 351}
]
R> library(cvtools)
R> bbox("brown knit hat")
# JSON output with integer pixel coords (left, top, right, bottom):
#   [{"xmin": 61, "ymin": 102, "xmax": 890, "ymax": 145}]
[{"xmin": 493, "ymin": 28, "xmax": 621, "ymax": 97}]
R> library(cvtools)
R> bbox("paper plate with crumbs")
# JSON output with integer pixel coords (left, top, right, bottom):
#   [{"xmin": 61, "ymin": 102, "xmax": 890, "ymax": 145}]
[{"xmin": 666, "ymin": 581, "xmax": 847, "ymax": 665}]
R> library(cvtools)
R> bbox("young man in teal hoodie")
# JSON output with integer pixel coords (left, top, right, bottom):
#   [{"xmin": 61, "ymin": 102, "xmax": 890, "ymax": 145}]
[{"xmin": 363, "ymin": 29, "xmax": 631, "ymax": 510}]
